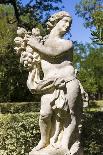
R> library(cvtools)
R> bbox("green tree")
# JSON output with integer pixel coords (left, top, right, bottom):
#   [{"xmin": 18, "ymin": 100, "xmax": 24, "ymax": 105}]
[
  {"xmin": 75, "ymin": 0, "xmax": 103, "ymax": 44},
  {"xmin": 73, "ymin": 43, "xmax": 103, "ymax": 99},
  {"xmin": 0, "ymin": 5, "xmax": 34, "ymax": 102},
  {"xmin": 0, "ymin": 0, "xmax": 63, "ymax": 29},
  {"xmin": 0, "ymin": 1, "xmax": 63, "ymax": 102}
]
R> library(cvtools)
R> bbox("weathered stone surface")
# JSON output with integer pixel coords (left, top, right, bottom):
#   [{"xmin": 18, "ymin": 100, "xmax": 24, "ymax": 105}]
[
  {"xmin": 14, "ymin": 11, "xmax": 84, "ymax": 155},
  {"xmin": 29, "ymin": 146, "xmax": 69, "ymax": 155}
]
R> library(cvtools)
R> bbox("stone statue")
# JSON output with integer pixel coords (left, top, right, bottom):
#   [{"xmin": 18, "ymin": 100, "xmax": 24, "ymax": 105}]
[
  {"xmin": 14, "ymin": 11, "xmax": 83, "ymax": 155},
  {"xmin": 75, "ymin": 69, "xmax": 89, "ymax": 108}
]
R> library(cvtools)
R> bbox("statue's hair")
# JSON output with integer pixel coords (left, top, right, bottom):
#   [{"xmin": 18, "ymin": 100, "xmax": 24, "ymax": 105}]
[{"xmin": 47, "ymin": 11, "xmax": 72, "ymax": 31}]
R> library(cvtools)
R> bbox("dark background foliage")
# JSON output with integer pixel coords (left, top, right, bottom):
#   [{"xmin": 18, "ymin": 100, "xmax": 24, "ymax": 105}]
[{"xmin": 0, "ymin": 0, "xmax": 63, "ymax": 102}]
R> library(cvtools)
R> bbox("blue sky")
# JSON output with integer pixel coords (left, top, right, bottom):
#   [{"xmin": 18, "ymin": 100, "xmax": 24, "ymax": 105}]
[
  {"xmin": 62, "ymin": 0, "xmax": 91, "ymax": 43},
  {"xmin": 22, "ymin": 0, "xmax": 91, "ymax": 43}
]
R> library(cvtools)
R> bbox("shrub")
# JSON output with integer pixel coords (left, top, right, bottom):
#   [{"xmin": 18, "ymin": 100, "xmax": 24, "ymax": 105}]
[
  {"xmin": 82, "ymin": 112, "xmax": 103, "ymax": 155},
  {"xmin": 0, "ymin": 102, "xmax": 40, "ymax": 114},
  {"xmin": 0, "ymin": 109, "xmax": 103, "ymax": 154},
  {"xmin": 0, "ymin": 112, "xmax": 40, "ymax": 155}
]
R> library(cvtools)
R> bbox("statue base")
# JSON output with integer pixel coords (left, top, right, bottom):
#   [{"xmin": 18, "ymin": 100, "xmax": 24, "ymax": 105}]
[
  {"xmin": 29, "ymin": 145, "xmax": 70, "ymax": 155},
  {"xmin": 29, "ymin": 142, "xmax": 84, "ymax": 155}
]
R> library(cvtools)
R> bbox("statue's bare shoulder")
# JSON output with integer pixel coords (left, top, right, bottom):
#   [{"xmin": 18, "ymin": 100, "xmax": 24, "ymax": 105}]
[{"xmin": 44, "ymin": 38, "xmax": 73, "ymax": 57}]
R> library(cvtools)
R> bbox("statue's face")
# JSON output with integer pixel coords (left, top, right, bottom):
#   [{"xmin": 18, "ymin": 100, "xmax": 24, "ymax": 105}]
[
  {"xmin": 54, "ymin": 17, "xmax": 71, "ymax": 36},
  {"xmin": 47, "ymin": 16, "xmax": 71, "ymax": 34}
]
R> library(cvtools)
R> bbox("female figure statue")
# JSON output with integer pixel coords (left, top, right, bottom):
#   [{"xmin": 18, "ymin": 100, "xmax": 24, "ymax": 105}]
[{"xmin": 14, "ymin": 11, "xmax": 83, "ymax": 155}]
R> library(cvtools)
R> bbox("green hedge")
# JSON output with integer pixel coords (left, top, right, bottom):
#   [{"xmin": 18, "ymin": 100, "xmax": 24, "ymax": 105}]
[
  {"xmin": 0, "ymin": 112, "xmax": 40, "ymax": 155},
  {"xmin": 0, "ymin": 102, "xmax": 40, "ymax": 114},
  {"xmin": 0, "ymin": 111, "xmax": 103, "ymax": 155},
  {"xmin": 82, "ymin": 112, "xmax": 103, "ymax": 155}
]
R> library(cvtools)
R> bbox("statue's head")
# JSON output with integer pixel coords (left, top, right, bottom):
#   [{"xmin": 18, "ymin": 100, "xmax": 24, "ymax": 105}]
[{"xmin": 47, "ymin": 11, "xmax": 72, "ymax": 35}]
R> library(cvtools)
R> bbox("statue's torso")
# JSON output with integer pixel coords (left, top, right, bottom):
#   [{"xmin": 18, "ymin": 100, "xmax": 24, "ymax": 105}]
[
  {"xmin": 41, "ymin": 58, "xmax": 75, "ymax": 80},
  {"xmin": 41, "ymin": 38, "xmax": 75, "ymax": 80}
]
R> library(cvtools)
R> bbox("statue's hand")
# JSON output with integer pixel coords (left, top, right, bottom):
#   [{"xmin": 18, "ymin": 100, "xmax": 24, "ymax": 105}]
[{"xmin": 27, "ymin": 37, "xmax": 38, "ymax": 48}]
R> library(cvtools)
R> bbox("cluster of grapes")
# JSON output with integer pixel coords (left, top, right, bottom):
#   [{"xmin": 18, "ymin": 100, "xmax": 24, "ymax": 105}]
[
  {"xmin": 20, "ymin": 47, "xmax": 40, "ymax": 70},
  {"xmin": 14, "ymin": 27, "xmax": 41, "ymax": 70}
]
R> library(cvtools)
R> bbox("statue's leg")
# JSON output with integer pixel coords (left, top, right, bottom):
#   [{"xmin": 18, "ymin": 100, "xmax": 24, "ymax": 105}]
[
  {"xmin": 61, "ymin": 109, "xmax": 77, "ymax": 150},
  {"xmin": 50, "ymin": 114, "xmax": 62, "ymax": 147},
  {"xmin": 35, "ymin": 94, "xmax": 53, "ymax": 151},
  {"xmin": 61, "ymin": 79, "xmax": 81, "ymax": 151}
]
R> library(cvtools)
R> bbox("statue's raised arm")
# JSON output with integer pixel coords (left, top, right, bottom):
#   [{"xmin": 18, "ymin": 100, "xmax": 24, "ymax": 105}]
[{"xmin": 27, "ymin": 12, "xmax": 73, "ymax": 57}]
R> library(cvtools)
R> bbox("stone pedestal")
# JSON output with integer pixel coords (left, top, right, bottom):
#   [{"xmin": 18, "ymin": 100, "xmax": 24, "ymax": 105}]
[
  {"xmin": 29, "ymin": 146, "xmax": 70, "ymax": 155},
  {"xmin": 29, "ymin": 143, "xmax": 84, "ymax": 155}
]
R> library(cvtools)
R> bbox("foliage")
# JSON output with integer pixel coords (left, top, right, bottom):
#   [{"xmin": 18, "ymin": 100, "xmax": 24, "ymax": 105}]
[
  {"xmin": 0, "ymin": 0, "xmax": 63, "ymax": 102},
  {"xmin": 0, "ymin": 112, "xmax": 40, "ymax": 155},
  {"xmin": 0, "ymin": 102, "xmax": 40, "ymax": 114},
  {"xmin": 73, "ymin": 42, "xmax": 103, "ymax": 98},
  {"xmin": 75, "ymin": 0, "xmax": 103, "ymax": 44},
  {"xmin": 0, "ymin": 109, "xmax": 103, "ymax": 155},
  {"xmin": 91, "ymin": 10, "xmax": 103, "ymax": 44},
  {"xmin": 0, "ymin": 5, "xmax": 16, "ymax": 53},
  {"xmin": 82, "ymin": 111, "xmax": 103, "ymax": 154},
  {"xmin": 0, "ymin": 5, "xmax": 36, "ymax": 102},
  {"xmin": 85, "ymin": 100, "xmax": 103, "ymax": 112},
  {"xmin": 0, "ymin": 0, "xmax": 63, "ymax": 30}
]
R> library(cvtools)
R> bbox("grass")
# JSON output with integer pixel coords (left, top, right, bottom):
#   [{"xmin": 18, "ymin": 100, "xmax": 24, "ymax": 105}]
[
  {"xmin": 85, "ymin": 100, "xmax": 103, "ymax": 112},
  {"xmin": 95, "ymin": 100, "xmax": 103, "ymax": 107}
]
